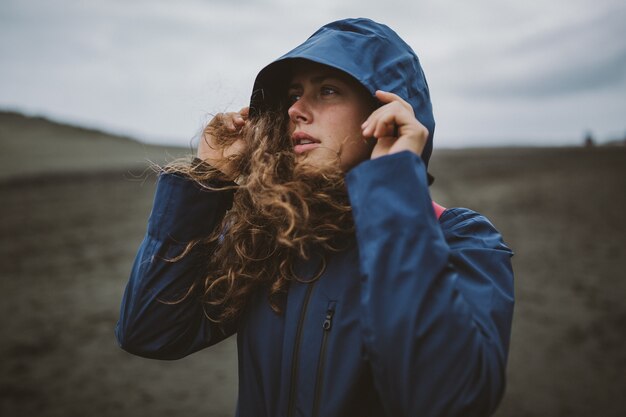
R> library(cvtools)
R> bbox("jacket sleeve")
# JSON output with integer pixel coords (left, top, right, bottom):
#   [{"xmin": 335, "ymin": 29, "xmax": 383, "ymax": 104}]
[
  {"xmin": 345, "ymin": 151, "xmax": 514, "ymax": 417},
  {"xmin": 115, "ymin": 172, "xmax": 237, "ymax": 360}
]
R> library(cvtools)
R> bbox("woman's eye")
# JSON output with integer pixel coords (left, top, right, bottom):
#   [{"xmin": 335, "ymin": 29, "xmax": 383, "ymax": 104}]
[
  {"xmin": 321, "ymin": 86, "xmax": 337, "ymax": 96},
  {"xmin": 288, "ymin": 93, "xmax": 301, "ymax": 104}
]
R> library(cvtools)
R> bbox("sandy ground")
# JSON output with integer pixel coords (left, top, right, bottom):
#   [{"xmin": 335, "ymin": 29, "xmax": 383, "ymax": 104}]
[{"xmin": 1, "ymin": 135, "xmax": 625, "ymax": 416}]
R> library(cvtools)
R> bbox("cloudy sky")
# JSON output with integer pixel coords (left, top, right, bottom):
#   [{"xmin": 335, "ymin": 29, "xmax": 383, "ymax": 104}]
[{"xmin": 1, "ymin": 0, "xmax": 624, "ymax": 147}]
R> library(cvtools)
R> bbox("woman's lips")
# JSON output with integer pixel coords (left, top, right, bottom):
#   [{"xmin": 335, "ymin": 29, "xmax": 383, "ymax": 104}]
[
  {"xmin": 294, "ymin": 143, "xmax": 320, "ymax": 154},
  {"xmin": 292, "ymin": 132, "xmax": 320, "ymax": 154}
]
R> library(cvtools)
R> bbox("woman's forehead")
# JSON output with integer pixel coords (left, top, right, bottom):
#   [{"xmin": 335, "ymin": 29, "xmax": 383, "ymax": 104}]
[{"xmin": 287, "ymin": 61, "xmax": 353, "ymax": 84}]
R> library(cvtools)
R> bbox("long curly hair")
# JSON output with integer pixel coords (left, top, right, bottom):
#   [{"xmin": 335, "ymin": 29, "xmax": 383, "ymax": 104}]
[{"xmin": 163, "ymin": 109, "xmax": 355, "ymax": 323}]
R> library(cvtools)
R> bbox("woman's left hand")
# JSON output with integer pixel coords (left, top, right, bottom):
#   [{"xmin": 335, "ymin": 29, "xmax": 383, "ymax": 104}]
[{"xmin": 361, "ymin": 90, "xmax": 429, "ymax": 160}]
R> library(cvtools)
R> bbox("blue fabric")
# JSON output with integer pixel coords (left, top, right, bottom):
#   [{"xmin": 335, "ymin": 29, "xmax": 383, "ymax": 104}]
[
  {"xmin": 116, "ymin": 18, "xmax": 514, "ymax": 417},
  {"xmin": 116, "ymin": 154, "xmax": 514, "ymax": 416}
]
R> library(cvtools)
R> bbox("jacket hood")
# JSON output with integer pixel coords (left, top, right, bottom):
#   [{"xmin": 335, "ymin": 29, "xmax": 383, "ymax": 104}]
[{"xmin": 249, "ymin": 17, "xmax": 435, "ymax": 172}]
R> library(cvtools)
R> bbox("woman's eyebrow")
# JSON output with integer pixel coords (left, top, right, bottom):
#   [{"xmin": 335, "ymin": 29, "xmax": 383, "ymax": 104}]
[
  {"xmin": 288, "ymin": 73, "xmax": 343, "ymax": 89},
  {"xmin": 311, "ymin": 73, "xmax": 340, "ymax": 83}
]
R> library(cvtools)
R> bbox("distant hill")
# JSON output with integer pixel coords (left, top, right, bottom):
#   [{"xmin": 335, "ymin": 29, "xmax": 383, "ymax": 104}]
[{"xmin": 0, "ymin": 111, "xmax": 192, "ymax": 181}]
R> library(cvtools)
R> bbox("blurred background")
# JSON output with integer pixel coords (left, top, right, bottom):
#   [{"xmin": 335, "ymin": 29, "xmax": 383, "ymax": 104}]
[{"xmin": 1, "ymin": 0, "xmax": 625, "ymax": 416}]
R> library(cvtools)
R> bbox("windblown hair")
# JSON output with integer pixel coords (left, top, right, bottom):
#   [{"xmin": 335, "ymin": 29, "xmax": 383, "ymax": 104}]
[{"xmin": 163, "ymin": 110, "xmax": 354, "ymax": 323}]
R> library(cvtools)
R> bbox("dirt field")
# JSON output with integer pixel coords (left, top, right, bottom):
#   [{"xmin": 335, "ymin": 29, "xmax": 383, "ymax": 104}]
[{"xmin": 1, "ymin": 113, "xmax": 625, "ymax": 416}]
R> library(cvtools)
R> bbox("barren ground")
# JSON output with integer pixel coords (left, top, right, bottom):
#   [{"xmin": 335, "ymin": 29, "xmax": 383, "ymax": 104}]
[{"xmin": 1, "ymin": 113, "xmax": 624, "ymax": 416}]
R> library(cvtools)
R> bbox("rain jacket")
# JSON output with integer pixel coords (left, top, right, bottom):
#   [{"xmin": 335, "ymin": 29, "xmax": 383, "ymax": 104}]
[{"xmin": 116, "ymin": 18, "xmax": 515, "ymax": 417}]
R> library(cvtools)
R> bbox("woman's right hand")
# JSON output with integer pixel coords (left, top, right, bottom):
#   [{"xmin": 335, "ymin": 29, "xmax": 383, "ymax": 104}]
[{"xmin": 197, "ymin": 107, "xmax": 249, "ymax": 180}]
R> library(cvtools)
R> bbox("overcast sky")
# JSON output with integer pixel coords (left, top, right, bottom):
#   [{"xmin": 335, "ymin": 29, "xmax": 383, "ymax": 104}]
[{"xmin": 1, "ymin": 0, "xmax": 624, "ymax": 147}]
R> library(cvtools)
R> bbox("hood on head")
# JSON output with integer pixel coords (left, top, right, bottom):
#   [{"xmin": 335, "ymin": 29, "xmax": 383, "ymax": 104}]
[{"xmin": 250, "ymin": 17, "xmax": 435, "ymax": 179}]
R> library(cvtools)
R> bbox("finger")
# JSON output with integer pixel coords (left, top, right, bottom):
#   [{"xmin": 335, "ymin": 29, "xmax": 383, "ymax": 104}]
[
  {"xmin": 209, "ymin": 113, "xmax": 223, "ymax": 127},
  {"xmin": 362, "ymin": 102, "xmax": 405, "ymax": 133},
  {"xmin": 362, "ymin": 119, "xmax": 393, "ymax": 139},
  {"xmin": 362, "ymin": 110, "xmax": 389, "ymax": 137},
  {"xmin": 363, "ymin": 119, "xmax": 392, "ymax": 138},
  {"xmin": 374, "ymin": 123, "xmax": 396, "ymax": 140},
  {"xmin": 233, "ymin": 114, "xmax": 245, "ymax": 126},
  {"xmin": 364, "ymin": 104, "xmax": 419, "ymax": 139},
  {"xmin": 226, "ymin": 116, "xmax": 237, "ymax": 131},
  {"xmin": 234, "ymin": 108, "xmax": 250, "ymax": 127},
  {"xmin": 375, "ymin": 90, "xmax": 402, "ymax": 103},
  {"xmin": 375, "ymin": 90, "xmax": 413, "ymax": 112},
  {"xmin": 213, "ymin": 113, "xmax": 236, "ymax": 131},
  {"xmin": 370, "ymin": 112, "xmax": 400, "ymax": 139},
  {"xmin": 222, "ymin": 112, "xmax": 244, "ymax": 130}
]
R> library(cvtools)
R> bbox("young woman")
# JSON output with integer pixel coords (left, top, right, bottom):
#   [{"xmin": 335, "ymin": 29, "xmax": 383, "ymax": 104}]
[{"xmin": 116, "ymin": 18, "xmax": 514, "ymax": 417}]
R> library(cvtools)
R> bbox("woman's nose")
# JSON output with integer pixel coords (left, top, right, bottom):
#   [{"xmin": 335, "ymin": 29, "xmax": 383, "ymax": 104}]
[{"xmin": 287, "ymin": 97, "xmax": 312, "ymax": 124}]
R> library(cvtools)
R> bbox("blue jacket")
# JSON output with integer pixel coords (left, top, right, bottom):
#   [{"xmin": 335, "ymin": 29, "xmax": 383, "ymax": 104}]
[{"xmin": 116, "ymin": 18, "xmax": 514, "ymax": 417}]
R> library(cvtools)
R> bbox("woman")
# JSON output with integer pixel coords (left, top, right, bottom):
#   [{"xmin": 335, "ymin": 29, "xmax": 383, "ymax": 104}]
[{"xmin": 116, "ymin": 18, "xmax": 514, "ymax": 417}]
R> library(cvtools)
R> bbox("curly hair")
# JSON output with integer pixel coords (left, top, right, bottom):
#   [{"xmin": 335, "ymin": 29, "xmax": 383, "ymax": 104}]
[{"xmin": 163, "ymin": 110, "xmax": 355, "ymax": 323}]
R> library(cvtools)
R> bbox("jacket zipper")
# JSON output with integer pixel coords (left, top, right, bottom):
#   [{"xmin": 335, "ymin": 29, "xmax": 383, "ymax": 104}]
[
  {"xmin": 287, "ymin": 282, "xmax": 316, "ymax": 417},
  {"xmin": 312, "ymin": 301, "xmax": 336, "ymax": 417}
]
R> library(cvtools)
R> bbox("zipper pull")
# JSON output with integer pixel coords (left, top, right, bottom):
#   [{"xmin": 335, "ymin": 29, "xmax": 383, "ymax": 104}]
[{"xmin": 322, "ymin": 308, "xmax": 335, "ymax": 331}]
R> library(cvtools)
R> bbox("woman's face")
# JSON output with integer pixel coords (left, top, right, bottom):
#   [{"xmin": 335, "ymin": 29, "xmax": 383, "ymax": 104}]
[{"xmin": 286, "ymin": 62, "xmax": 376, "ymax": 171}]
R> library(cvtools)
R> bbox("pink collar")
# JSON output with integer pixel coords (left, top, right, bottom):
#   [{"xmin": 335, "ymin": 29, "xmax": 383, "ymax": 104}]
[{"xmin": 432, "ymin": 202, "xmax": 446, "ymax": 220}]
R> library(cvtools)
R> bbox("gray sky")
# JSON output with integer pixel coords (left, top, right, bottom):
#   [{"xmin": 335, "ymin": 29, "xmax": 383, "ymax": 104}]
[{"xmin": 1, "ymin": 0, "xmax": 624, "ymax": 147}]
